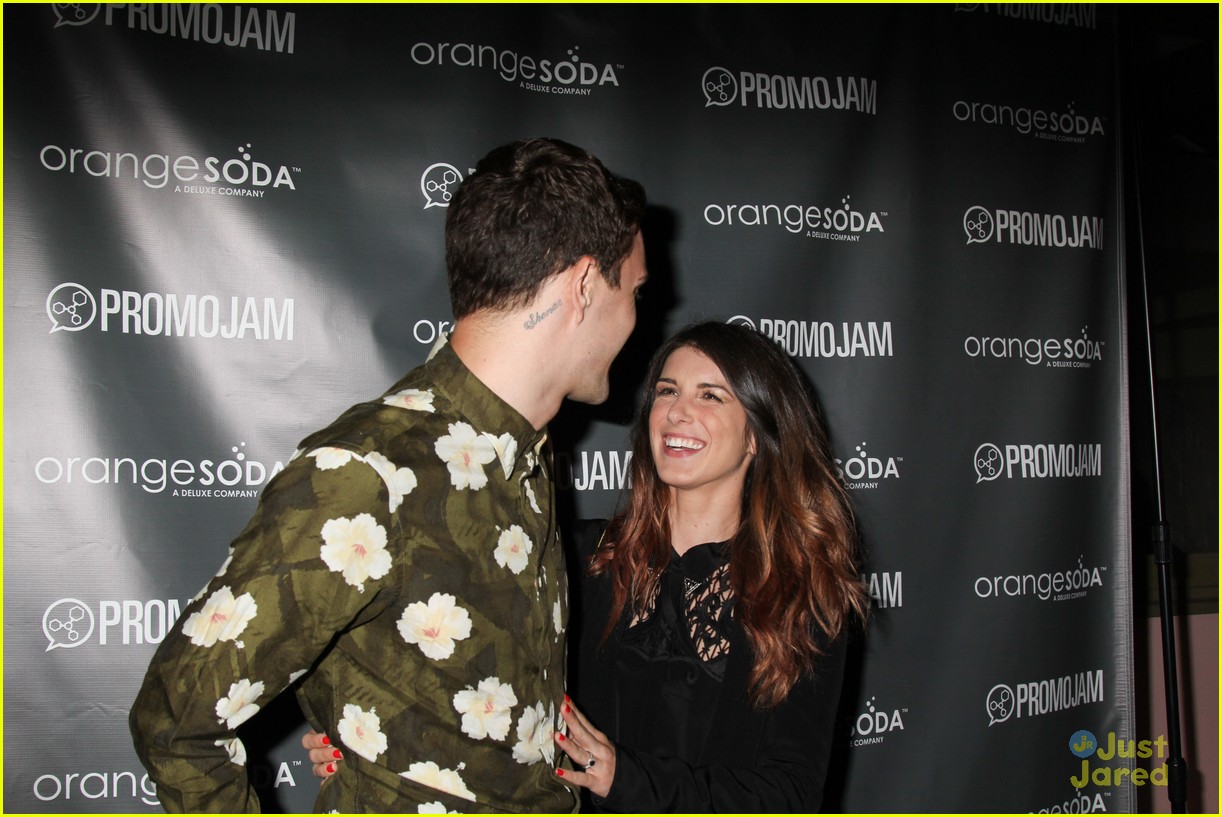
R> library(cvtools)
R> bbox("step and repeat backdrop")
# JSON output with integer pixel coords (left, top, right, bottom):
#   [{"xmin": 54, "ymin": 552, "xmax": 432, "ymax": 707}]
[{"xmin": 5, "ymin": 3, "xmax": 1136, "ymax": 813}]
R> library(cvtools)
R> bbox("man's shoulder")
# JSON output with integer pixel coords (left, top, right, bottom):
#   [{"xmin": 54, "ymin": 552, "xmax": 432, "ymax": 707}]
[{"xmin": 296, "ymin": 367, "xmax": 459, "ymax": 463}]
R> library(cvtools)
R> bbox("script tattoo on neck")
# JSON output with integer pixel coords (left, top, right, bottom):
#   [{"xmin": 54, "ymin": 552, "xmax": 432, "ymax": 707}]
[{"xmin": 524, "ymin": 299, "xmax": 562, "ymax": 330}]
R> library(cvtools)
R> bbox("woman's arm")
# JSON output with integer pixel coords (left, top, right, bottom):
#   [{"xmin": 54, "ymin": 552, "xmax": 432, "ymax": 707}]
[{"xmin": 573, "ymin": 634, "xmax": 848, "ymax": 813}]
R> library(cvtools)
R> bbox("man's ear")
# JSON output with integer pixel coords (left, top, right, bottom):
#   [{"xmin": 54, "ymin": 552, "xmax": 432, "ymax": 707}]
[{"xmin": 567, "ymin": 256, "xmax": 599, "ymax": 323}]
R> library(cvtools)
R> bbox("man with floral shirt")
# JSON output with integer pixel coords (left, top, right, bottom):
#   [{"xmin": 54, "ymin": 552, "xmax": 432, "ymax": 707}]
[{"xmin": 130, "ymin": 138, "xmax": 648, "ymax": 813}]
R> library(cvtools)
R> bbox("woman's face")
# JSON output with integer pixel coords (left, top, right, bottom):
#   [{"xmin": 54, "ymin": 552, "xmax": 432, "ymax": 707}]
[{"xmin": 648, "ymin": 345, "xmax": 755, "ymax": 498}]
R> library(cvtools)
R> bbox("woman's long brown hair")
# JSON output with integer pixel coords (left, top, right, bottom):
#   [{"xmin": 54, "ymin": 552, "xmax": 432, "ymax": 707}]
[{"xmin": 590, "ymin": 322, "xmax": 869, "ymax": 708}]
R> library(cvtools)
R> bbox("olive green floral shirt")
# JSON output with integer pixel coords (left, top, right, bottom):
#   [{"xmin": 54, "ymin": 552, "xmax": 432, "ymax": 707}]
[{"xmin": 131, "ymin": 342, "xmax": 574, "ymax": 813}]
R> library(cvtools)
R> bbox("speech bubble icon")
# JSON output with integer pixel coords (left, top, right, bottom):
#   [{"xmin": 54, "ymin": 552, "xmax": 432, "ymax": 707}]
[
  {"xmin": 963, "ymin": 206, "xmax": 993, "ymax": 244},
  {"xmin": 420, "ymin": 163, "xmax": 463, "ymax": 209},
  {"xmin": 46, "ymin": 282, "xmax": 96, "ymax": 333},
  {"xmin": 986, "ymin": 684, "xmax": 1013, "ymax": 726},
  {"xmin": 53, "ymin": 3, "xmax": 101, "ymax": 28},
  {"xmin": 43, "ymin": 598, "xmax": 95, "ymax": 651},
  {"xmin": 974, "ymin": 443, "xmax": 1002, "ymax": 483},
  {"xmin": 702, "ymin": 67, "xmax": 736, "ymax": 108}
]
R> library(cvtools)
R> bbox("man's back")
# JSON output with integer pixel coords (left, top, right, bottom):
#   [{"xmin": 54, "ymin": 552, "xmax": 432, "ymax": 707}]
[{"xmin": 132, "ymin": 343, "xmax": 573, "ymax": 812}]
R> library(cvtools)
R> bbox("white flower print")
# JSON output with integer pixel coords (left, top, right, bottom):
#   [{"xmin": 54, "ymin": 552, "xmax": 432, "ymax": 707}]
[
  {"xmin": 512, "ymin": 701, "xmax": 556, "ymax": 765},
  {"xmin": 364, "ymin": 451, "xmax": 417, "ymax": 513},
  {"xmin": 434, "ymin": 422, "xmax": 497, "ymax": 490},
  {"xmin": 215, "ymin": 678, "xmax": 265, "ymax": 729},
  {"xmin": 452, "ymin": 677, "xmax": 517, "ymax": 741},
  {"xmin": 309, "ymin": 446, "xmax": 355, "ymax": 470},
  {"xmin": 398, "ymin": 593, "xmax": 473, "ymax": 660},
  {"xmin": 553, "ymin": 597, "xmax": 563, "ymax": 641},
  {"xmin": 493, "ymin": 525, "xmax": 533, "ymax": 575},
  {"xmin": 337, "ymin": 703, "xmax": 388, "ymax": 762},
  {"xmin": 383, "ymin": 388, "xmax": 436, "ymax": 413},
  {"xmin": 483, "ymin": 432, "xmax": 517, "ymax": 479},
  {"xmin": 401, "ymin": 761, "xmax": 476, "ymax": 803},
  {"xmin": 417, "ymin": 803, "xmax": 456, "ymax": 814},
  {"xmin": 182, "ymin": 586, "xmax": 258, "ymax": 648},
  {"xmin": 216, "ymin": 548, "xmax": 235, "ymax": 578},
  {"xmin": 320, "ymin": 513, "xmax": 392, "ymax": 592},
  {"xmin": 288, "ymin": 669, "xmax": 308, "ymax": 685},
  {"xmin": 522, "ymin": 477, "xmax": 541, "ymax": 514},
  {"xmin": 215, "ymin": 737, "xmax": 247, "ymax": 766}
]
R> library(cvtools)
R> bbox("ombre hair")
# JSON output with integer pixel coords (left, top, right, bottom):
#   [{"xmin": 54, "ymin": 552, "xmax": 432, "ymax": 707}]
[{"xmin": 591, "ymin": 321, "xmax": 868, "ymax": 708}]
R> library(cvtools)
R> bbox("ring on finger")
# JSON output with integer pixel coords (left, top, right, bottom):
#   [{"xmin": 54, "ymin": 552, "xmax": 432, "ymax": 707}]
[{"xmin": 584, "ymin": 752, "xmax": 596, "ymax": 770}]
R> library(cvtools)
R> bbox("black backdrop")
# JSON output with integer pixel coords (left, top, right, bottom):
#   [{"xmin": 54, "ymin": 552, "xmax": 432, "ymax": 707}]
[{"xmin": 4, "ymin": 4, "xmax": 1136, "ymax": 812}]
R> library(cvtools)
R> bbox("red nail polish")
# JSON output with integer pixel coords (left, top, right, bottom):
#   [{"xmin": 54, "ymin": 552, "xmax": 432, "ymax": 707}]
[
  {"xmin": 321, "ymin": 736, "xmax": 331, "ymax": 746},
  {"xmin": 333, "ymin": 749, "xmax": 342, "ymax": 759},
  {"xmin": 564, "ymin": 704, "xmax": 570, "ymax": 713},
  {"xmin": 556, "ymin": 769, "xmax": 565, "ymax": 777},
  {"xmin": 326, "ymin": 763, "xmax": 334, "ymax": 774},
  {"xmin": 557, "ymin": 733, "xmax": 566, "ymax": 742},
  {"xmin": 564, "ymin": 694, "xmax": 571, "ymax": 703}
]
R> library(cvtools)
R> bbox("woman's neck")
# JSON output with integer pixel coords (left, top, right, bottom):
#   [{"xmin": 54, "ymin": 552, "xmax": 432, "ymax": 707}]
[{"xmin": 668, "ymin": 490, "xmax": 742, "ymax": 556}]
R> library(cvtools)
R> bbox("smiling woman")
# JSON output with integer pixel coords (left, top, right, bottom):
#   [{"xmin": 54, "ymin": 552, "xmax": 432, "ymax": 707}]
[
  {"xmin": 648, "ymin": 345, "xmax": 756, "ymax": 517},
  {"xmin": 564, "ymin": 321, "xmax": 869, "ymax": 812}
]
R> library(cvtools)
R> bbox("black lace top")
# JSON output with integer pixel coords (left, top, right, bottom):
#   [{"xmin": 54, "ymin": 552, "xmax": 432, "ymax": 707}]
[
  {"xmin": 616, "ymin": 541, "xmax": 733, "ymax": 761},
  {"xmin": 570, "ymin": 519, "xmax": 849, "ymax": 813}
]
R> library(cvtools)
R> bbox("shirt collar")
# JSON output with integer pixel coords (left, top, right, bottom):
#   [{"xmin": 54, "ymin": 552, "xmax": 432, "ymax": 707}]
[{"xmin": 426, "ymin": 339, "xmax": 547, "ymax": 480}]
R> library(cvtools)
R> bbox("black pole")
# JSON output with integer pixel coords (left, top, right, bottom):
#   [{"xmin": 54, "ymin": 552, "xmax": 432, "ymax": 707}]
[{"xmin": 1118, "ymin": 8, "xmax": 1190, "ymax": 813}]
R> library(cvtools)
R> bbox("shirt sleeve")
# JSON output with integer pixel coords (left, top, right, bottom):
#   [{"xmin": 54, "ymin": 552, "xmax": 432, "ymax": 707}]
[
  {"xmin": 593, "ymin": 633, "xmax": 848, "ymax": 813},
  {"xmin": 129, "ymin": 447, "xmax": 400, "ymax": 813}
]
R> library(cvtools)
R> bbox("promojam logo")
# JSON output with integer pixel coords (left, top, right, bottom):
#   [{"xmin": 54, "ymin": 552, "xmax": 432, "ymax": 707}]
[
  {"xmin": 39, "ymin": 142, "xmax": 299, "ymax": 195},
  {"xmin": 43, "ymin": 597, "xmax": 185, "ymax": 650},
  {"xmin": 1069, "ymin": 729, "xmax": 1169, "ymax": 789},
  {"xmin": 863, "ymin": 571, "xmax": 903, "ymax": 608},
  {"xmin": 849, "ymin": 696, "xmax": 906, "ymax": 747},
  {"xmin": 974, "ymin": 442, "xmax": 1102, "ymax": 482},
  {"xmin": 46, "ymin": 283, "xmax": 294, "ymax": 340},
  {"xmin": 421, "ymin": 163, "xmax": 468, "ymax": 208},
  {"xmin": 410, "ymin": 41, "xmax": 621, "ymax": 95},
  {"xmin": 954, "ymin": 4, "xmax": 1098, "ymax": 30},
  {"xmin": 963, "ymin": 205, "xmax": 1103, "ymax": 249},
  {"xmin": 54, "ymin": 4, "xmax": 296, "ymax": 53},
  {"xmin": 728, "ymin": 316, "xmax": 894, "ymax": 359},
  {"xmin": 974, "ymin": 556, "xmax": 1107, "ymax": 602},
  {"xmin": 34, "ymin": 442, "xmax": 286, "ymax": 497},
  {"xmin": 702, "ymin": 65, "xmax": 878, "ymax": 114},
  {"xmin": 964, "ymin": 326, "xmax": 1104, "ymax": 369},
  {"xmin": 42, "ymin": 599, "xmax": 95, "ymax": 650},
  {"xmin": 555, "ymin": 450, "xmax": 633, "ymax": 492},
  {"xmin": 986, "ymin": 668, "xmax": 1104, "ymax": 726},
  {"xmin": 952, "ymin": 99, "xmax": 1106, "ymax": 144},
  {"xmin": 704, "ymin": 195, "xmax": 888, "ymax": 242},
  {"xmin": 835, "ymin": 441, "xmax": 902, "ymax": 490}
]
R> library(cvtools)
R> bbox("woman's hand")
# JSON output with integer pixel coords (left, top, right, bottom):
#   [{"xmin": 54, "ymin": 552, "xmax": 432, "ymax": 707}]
[
  {"xmin": 301, "ymin": 730, "xmax": 343, "ymax": 780},
  {"xmin": 553, "ymin": 696, "xmax": 616, "ymax": 799}
]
